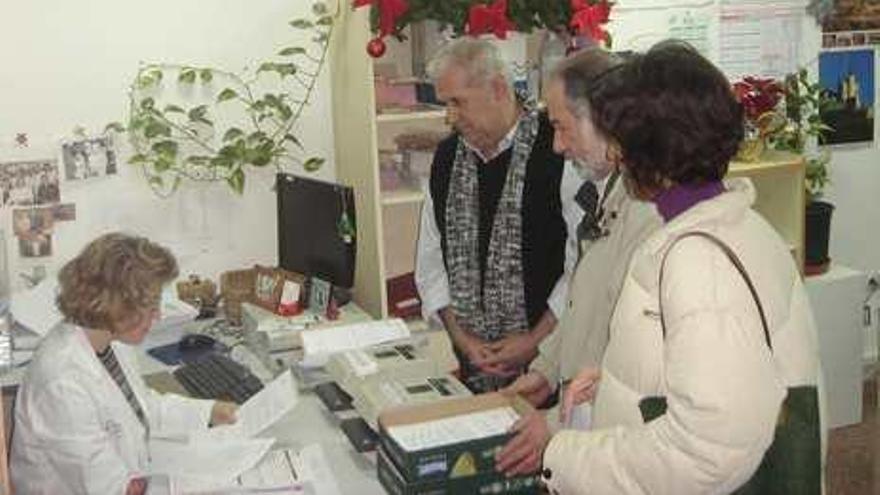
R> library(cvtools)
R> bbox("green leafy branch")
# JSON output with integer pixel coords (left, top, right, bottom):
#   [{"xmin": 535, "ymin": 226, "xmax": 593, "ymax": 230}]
[
  {"xmin": 769, "ymin": 68, "xmax": 835, "ymax": 200},
  {"xmin": 106, "ymin": 2, "xmax": 334, "ymax": 196}
]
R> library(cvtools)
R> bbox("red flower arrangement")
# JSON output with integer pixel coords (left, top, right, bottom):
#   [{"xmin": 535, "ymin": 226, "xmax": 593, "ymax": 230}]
[
  {"xmin": 733, "ymin": 76, "xmax": 784, "ymax": 123},
  {"xmin": 353, "ymin": 0, "xmax": 614, "ymax": 58}
]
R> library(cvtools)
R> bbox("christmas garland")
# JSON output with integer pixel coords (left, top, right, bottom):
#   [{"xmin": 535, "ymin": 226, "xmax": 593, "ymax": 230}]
[{"xmin": 353, "ymin": 0, "xmax": 612, "ymax": 57}]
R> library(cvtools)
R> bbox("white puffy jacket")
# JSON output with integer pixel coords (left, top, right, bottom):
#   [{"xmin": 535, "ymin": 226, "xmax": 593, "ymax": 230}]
[{"xmin": 542, "ymin": 178, "xmax": 822, "ymax": 494}]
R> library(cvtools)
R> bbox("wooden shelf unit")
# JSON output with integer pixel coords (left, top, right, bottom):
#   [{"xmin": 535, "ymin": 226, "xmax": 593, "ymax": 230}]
[
  {"xmin": 330, "ymin": 7, "xmax": 447, "ymax": 318},
  {"xmin": 728, "ymin": 150, "xmax": 806, "ymax": 271}
]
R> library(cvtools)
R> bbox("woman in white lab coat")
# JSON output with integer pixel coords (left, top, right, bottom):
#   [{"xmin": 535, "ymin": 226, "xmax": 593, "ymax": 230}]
[{"xmin": 11, "ymin": 233, "xmax": 238, "ymax": 495}]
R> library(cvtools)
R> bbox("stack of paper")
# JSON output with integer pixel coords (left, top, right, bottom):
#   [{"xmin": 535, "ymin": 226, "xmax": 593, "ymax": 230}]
[
  {"xmin": 191, "ymin": 370, "xmax": 299, "ymax": 443},
  {"xmin": 148, "ymin": 371, "xmax": 301, "ymax": 492},
  {"xmin": 300, "ymin": 318, "xmax": 410, "ymax": 368},
  {"xmin": 386, "ymin": 406, "xmax": 520, "ymax": 452}
]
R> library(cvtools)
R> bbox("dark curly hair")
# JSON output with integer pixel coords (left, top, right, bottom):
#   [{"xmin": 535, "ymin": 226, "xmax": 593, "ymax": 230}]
[{"xmin": 587, "ymin": 40, "xmax": 744, "ymax": 199}]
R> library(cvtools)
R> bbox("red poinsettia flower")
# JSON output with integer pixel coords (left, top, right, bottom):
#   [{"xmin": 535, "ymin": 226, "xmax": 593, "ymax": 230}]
[
  {"xmin": 353, "ymin": 0, "xmax": 409, "ymax": 37},
  {"xmin": 570, "ymin": 0, "xmax": 612, "ymax": 44},
  {"xmin": 467, "ymin": 0, "xmax": 517, "ymax": 39},
  {"xmin": 733, "ymin": 76, "xmax": 784, "ymax": 122}
]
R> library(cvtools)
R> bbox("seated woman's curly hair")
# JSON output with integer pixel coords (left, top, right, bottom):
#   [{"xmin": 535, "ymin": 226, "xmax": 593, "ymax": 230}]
[
  {"xmin": 57, "ymin": 233, "xmax": 178, "ymax": 333},
  {"xmin": 587, "ymin": 40, "xmax": 744, "ymax": 198}
]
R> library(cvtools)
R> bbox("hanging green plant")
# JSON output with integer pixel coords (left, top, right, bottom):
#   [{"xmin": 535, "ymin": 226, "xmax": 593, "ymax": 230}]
[{"xmin": 106, "ymin": 2, "xmax": 334, "ymax": 196}]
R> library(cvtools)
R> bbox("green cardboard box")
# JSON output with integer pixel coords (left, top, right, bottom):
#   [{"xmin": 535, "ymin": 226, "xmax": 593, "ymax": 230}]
[
  {"xmin": 377, "ymin": 393, "xmax": 536, "ymax": 485},
  {"xmin": 377, "ymin": 446, "xmax": 539, "ymax": 495}
]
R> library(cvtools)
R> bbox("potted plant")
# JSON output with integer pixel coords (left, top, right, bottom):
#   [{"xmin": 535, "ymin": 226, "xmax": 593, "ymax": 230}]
[{"xmin": 771, "ymin": 68, "xmax": 835, "ymax": 275}]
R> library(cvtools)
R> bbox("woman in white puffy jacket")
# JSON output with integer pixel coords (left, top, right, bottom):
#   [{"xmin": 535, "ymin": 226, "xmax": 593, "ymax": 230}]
[
  {"xmin": 497, "ymin": 41, "xmax": 821, "ymax": 494},
  {"xmin": 11, "ymin": 233, "xmax": 238, "ymax": 495}
]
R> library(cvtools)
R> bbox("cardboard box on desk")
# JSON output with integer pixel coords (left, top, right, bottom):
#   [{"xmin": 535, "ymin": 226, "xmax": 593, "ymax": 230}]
[
  {"xmin": 377, "ymin": 392, "xmax": 538, "ymax": 493},
  {"xmin": 377, "ymin": 447, "xmax": 539, "ymax": 495}
]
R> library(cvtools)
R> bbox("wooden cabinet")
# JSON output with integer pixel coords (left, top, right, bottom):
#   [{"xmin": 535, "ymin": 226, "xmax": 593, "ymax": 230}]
[{"xmin": 728, "ymin": 151, "xmax": 806, "ymax": 271}]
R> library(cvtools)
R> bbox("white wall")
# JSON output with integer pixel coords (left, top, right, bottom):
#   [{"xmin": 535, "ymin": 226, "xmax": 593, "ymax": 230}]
[{"xmin": 0, "ymin": 0, "xmax": 336, "ymax": 290}]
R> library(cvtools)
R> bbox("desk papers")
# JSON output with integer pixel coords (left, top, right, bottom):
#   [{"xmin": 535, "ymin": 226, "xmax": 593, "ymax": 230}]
[
  {"xmin": 148, "ymin": 437, "xmax": 275, "ymax": 490},
  {"xmin": 236, "ymin": 444, "xmax": 341, "ymax": 495},
  {"xmin": 385, "ymin": 406, "xmax": 520, "ymax": 452},
  {"xmin": 193, "ymin": 370, "xmax": 299, "ymax": 443},
  {"xmin": 300, "ymin": 318, "xmax": 410, "ymax": 368}
]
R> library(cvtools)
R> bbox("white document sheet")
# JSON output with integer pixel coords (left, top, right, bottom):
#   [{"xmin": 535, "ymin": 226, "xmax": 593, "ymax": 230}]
[
  {"xmin": 148, "ymin": 437, "xmax": 275, "ymax": 486},
  {"xmin": 235, "ymin": 444, "xmax": 341, "ymax": 495},
  {"xmin": 300, "ymin": 318, "xmax": 410, "ymax": 368},
  {"xmin": 386, "ymin": 406, "xmax": 520, "ymax": 452},
  {"xmin": 192, "ymin": 370, "xmax": 299, "ymax": 443},
  {"xmin": 10, "ymin": 278, "xmax": 62, "ymax": 336}
]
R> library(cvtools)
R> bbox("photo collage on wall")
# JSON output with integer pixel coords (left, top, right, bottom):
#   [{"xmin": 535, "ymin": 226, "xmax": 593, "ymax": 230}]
[
  {"xmin": 0, "ymin": 132, "xmax": 117, "ymax": 259},
  {"xmin": 820, "ymin": 0, "xmax": 879, "ymax": 145}
]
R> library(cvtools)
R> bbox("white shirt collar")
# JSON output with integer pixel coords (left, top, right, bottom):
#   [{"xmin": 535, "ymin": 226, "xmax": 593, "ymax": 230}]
[{"xmin": 463, "ymin": 116, "xmax": 521, "ymax": 163}]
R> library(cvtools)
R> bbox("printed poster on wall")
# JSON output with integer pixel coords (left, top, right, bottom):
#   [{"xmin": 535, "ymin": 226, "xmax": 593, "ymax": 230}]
[{"xmin": 819, "ymin": 49, "xmax": 875, "ymax": 144}]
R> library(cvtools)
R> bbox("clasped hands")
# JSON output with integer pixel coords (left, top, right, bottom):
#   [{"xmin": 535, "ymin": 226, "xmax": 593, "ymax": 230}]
[
  {"xmin": 456, "ymin": 330, "xmax": 538, "ymax": 377},
  {"xmin": 495, "ymin": 367, "xmax": 602, "ymax": 477}
]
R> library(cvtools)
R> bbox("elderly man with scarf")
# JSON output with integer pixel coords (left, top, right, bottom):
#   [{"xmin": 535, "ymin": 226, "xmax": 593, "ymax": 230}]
[{"xmin": 415, "ymin": 38, "xmax": 574, "ymax": 393}]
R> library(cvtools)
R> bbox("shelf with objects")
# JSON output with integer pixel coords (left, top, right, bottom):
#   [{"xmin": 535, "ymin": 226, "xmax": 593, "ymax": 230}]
[
  {"xmin": 330, "ymin": 9, "xmax": 452, "ymax": 320},
  {"xmin": 727, "ymin": 150, "xmax": 806, "ymax": 271}
]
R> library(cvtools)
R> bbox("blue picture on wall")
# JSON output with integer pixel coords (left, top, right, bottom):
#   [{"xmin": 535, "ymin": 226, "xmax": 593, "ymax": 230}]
[{"xmin": 819, "ymin": 49, "xmax": 875, "ymax": 144}]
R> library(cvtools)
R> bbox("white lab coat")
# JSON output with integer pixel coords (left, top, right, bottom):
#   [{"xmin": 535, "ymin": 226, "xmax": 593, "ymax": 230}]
[{"xmin": 11, "ymin": 323, "xmax": 214, "ymax": 494}]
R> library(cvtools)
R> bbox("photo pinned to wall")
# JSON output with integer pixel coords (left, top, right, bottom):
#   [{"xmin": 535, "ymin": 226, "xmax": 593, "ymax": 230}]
[
  {"xmin": 13, "ymin": 207, "xmax": 54, "ymax": 258},
  {"xmin": 11, "ymin": 203, "xmax": 76, "ymax": 259},
  {"xmin": 0, "ymin": 159, "xmax": 61, "ymax": 207},
  {"xmin": 819, "ymin": 49, "xmax": 875, "ymax": 145},
  {"xmin": 61, "ymin": 136, "xmax": 118, "ymax": 181}
]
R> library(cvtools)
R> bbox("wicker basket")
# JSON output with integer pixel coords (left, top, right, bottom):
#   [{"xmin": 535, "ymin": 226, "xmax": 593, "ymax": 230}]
[
  {"xmin": 220, "ymin": 268, "xmax": 257, "ymax": 324},
  {"xmin": 176, "ymin": 275, "xmax": 218, "ymax": 309}
]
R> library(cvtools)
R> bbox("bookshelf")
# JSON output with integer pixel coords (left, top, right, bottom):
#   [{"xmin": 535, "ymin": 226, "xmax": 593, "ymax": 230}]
[{"xmin": 728, "ymin": 150, "xmax": 806, "ymax": 271}]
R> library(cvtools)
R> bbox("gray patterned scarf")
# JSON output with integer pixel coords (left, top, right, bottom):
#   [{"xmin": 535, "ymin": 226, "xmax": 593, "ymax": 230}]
[{"xmin": 444, "ymin": 104, "xmax": 540, "ymax": 391}]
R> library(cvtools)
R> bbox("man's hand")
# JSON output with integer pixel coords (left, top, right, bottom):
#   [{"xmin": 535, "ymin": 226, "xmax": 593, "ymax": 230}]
[
  {"xmin": 496, "ymin": 411, "xmax": 552, "ymax": 477},
  {"xmin": 504, "ymin": 371, "xmax": 553, "ymax": 407},
  {"xmin": 482, "ymin": 332, "xmax": 538, "ymax": 371},
  {"xmin": 210, "ymin": 401, "xmax": 239, "ymax": 427},
  {"xmin": 560, "ymin": 367, "xmax": 601, "ymax": 426},
  {"xmin": 454, "ymin": 331, "xmax": 515, "ymax": 377}
]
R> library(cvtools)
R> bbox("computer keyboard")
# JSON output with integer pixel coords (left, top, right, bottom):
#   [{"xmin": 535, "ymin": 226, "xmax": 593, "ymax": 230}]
[{"xmin": 173, "ymin": 353, "xmax": 264, "ymax": 404}]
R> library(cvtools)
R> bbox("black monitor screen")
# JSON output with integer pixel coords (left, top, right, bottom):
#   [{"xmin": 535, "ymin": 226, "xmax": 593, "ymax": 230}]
[{"xmin": 276, "ymin": 173, "xmax": 356, "ymax": 288}]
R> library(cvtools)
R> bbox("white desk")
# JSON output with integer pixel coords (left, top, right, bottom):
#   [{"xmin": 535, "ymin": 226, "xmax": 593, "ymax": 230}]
[{"xmin": 137, "ymin": 317, "xmax": 457, "ymax": 495}]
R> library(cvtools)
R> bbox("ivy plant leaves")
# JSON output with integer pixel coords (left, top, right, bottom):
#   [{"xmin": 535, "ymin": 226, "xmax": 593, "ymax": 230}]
[{"xmin": 107, "ymin": 1, "xmax": 332, "ymax": 197}]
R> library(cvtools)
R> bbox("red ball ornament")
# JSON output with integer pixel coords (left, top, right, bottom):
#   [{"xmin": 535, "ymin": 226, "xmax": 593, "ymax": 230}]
[{"xmin": 367, "ymin": 37, "xmax": 386, "ymax": 58}]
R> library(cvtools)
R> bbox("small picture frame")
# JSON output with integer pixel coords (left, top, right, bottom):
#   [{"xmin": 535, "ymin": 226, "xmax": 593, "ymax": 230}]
[
  {"xmin": 308, "ymin": 277, "xmax": 333, "ymax": 315},
  {"xmin": 252, "ymin": 265, "xmax": 306, "ymax": 313},
  {"xmin": 253, "ymin": 265, "xmax": 282, "ymax": 312}
]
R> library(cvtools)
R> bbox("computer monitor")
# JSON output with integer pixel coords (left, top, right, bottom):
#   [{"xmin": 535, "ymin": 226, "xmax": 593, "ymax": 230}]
[{"xmin": 276, "ymin": 173, "xmax": 356, "ymax": 289}]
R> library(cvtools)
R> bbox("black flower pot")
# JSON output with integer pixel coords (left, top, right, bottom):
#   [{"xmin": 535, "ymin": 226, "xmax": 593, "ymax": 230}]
[{"xmin": 804, "ymin": 200, "xmax": 834, "ymax": 275}]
